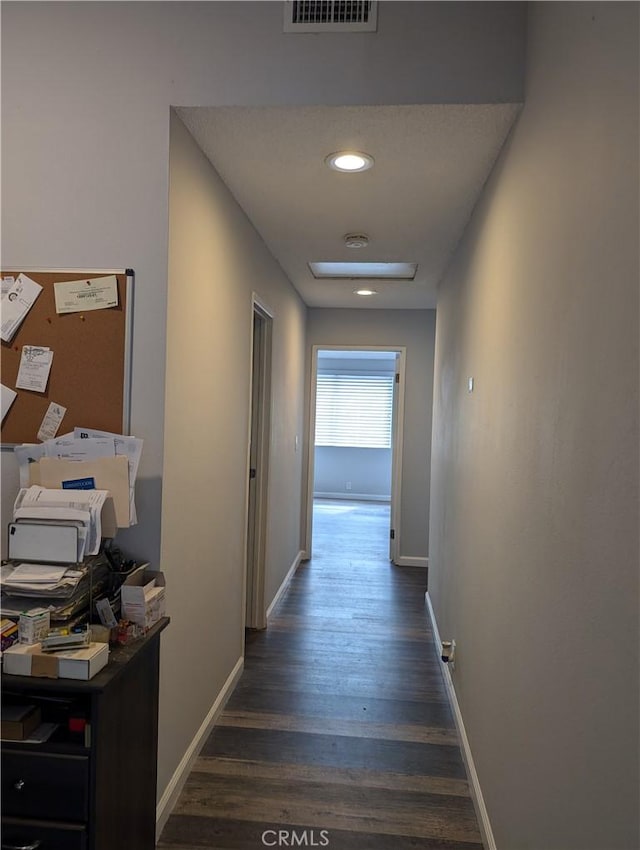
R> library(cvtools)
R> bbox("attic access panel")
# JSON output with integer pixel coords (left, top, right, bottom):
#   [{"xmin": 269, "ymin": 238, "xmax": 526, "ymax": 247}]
[{"xmin": 283, "ymin": 1, "xmax": 378, "ymax": 32}]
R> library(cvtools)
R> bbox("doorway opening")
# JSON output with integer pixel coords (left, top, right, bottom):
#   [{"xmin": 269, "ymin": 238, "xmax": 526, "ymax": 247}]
[
  {"xmin": 304, "ymin": 346, "xmax": 406, "ymax": 562},
  {"xmin": 245, "ymin": 297, "xmax": 273, "ymax": 631}
]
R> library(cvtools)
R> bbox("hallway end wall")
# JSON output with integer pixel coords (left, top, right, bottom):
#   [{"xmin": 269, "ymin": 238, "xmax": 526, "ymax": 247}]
[
  {"xmin": 428, "ymin": 4, "xmax": 639, "ymax": 849},
  {"xmin": 306, "ymin": 309, "xmax": 436, "ymax": 560}
]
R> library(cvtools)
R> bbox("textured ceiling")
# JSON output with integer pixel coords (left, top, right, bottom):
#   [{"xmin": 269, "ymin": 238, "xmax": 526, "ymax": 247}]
[{"xmin": 177, "ymin": 104, "xmax": 520, "ymax": 309}]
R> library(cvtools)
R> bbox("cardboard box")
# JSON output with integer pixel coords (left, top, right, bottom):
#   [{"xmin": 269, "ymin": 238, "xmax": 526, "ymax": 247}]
[
  {"xmin": 19, "ymin": 608, "xmax": 51, "ymax": 645},
  {"xmin": 57, "ymin": 642, "xmax": 109, "ymax": 680},
  {"xmin": 3, "ymin": 641, "xmax": 109, "ymax": 680},
  {"xmin": 1, "ymin": 704, "xmax": 42, "ymax": 740},
  {"xmin": 121, "ymin": 568, "xmax": 165, "ymax": 630}
]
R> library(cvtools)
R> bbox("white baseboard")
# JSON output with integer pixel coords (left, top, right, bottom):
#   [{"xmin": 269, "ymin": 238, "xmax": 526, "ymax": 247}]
[
  {"xmin": 425, "ymin": 592, "xmax": 496, "ymax": 850},
  {"xmin": 266, "ymin": 549, "xmax": 304, "ymax": 619},
  {"xmin": 313, "ymin": 492, "xmax": 391, "ymax": 502},
  {"xmin": 155, "ymin": 656, "xmax": 244, "ymax": 838},
  {"xmin": 395, "ymin": 555, "xmax": 429, "ymax": 568}
]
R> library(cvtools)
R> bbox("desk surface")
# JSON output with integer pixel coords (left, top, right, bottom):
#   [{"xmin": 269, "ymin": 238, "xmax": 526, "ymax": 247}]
[{"xmin": 1, "ymin": 616, "xmax": 169, "ymax": 694}]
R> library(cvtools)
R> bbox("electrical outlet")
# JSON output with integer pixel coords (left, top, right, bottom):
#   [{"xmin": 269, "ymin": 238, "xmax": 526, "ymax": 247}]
[
  {"xmin": 441, "ymin": 639, "xmax": 456, "ymax": 669},
  {"xmin": 346, "ymin": 481, "xmax": 352, "ymax": 491}
]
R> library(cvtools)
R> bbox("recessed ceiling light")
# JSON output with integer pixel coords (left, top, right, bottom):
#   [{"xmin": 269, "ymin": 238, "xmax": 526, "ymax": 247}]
[
  {"xmin": 325, "ymin": 151, "xmax": 374, "ymax": 172},
  {"xmin": 354, "ymin": 288, "xmax": 377, "ymax": 296},
  {"xmin": 309, "ymin": 261, "xmax": 417, "ymax": 280}
]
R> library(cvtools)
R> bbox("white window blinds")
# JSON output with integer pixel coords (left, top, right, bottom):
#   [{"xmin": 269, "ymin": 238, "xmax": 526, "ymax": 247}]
[{"xmin": 315, "ymin": 373, "xmax": 394, "ymax": 448}]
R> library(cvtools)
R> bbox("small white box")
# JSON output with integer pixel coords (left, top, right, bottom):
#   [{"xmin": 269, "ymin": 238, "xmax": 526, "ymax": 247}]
[
  {"xmin": 121, "ymin": 570, "xmax": 166, "ymax": 630},
  {"xmin": 3, "ymin": 641, "xmax": 109, "ymax": 680},
  {"xmin": 57, "ymin": 642, "xmax": 109, "ymax": 680},
  {"xmin": 19, "ymin": 608, "xmax": 51, "ymax": 645}
]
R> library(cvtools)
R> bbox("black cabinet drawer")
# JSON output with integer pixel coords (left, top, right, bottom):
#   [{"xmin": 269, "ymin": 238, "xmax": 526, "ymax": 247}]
[
  {"xmin": 1, "ymin": 751, "xmax": 89, "ymax": 822},
  {"xmin": 1, "ymin": 817, "xmax": 87, "ymax": 850}
]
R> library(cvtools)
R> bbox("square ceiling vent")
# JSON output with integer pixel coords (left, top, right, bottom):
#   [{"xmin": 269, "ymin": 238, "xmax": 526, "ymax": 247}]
[{"xmin": 284, "ymin": 1, "xmax": 378, "ymax": 33}]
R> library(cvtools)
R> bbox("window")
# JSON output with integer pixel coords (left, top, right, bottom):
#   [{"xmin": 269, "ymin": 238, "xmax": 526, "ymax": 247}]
[{"xmin": 315, "ymin": 373, "xmax": 394, "ymax": 448}]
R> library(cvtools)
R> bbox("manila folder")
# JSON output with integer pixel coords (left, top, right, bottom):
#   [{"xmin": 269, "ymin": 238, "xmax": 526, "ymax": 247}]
[{"xmin": 35, "ymin": 455, "xmax": 129, "ymax": 529}]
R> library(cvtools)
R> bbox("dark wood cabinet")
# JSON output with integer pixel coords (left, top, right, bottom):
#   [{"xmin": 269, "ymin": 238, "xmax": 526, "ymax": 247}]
[{"xmin": 1, "ymin": 618, "xmax": 168, "ymax": 850}]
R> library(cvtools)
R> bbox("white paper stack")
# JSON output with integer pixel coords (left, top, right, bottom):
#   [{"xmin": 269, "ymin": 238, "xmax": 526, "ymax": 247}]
[
  {"xmin": 13, "ymin": 429, "xmax": 142, "ymax": 526},
  {"xmin": 1, "ymin": 562, "xmax": 84, "ymax": 597},
  {"xmin": 13, "ymin": 486, "xmax": 110, "ymax": 556}
]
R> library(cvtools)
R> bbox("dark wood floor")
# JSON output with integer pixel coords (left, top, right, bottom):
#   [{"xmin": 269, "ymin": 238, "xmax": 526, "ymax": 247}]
[{"xmin": 158, "ymin": 500, "xmax": 482, "ymax": 849}]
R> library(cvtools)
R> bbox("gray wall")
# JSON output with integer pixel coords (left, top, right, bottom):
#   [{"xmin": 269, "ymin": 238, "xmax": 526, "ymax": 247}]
[
  {"xmin": 314, "ymin": 447, "xmax": 391, "ymax": 500},
  {"xmin": 163, "ymin": 112, "xmax": 306, "ymax": 794},
  {"xmin": 307, "ymin": 310, "xmax": 436, "ymax": 561},
  {"xmin": 428, "ymin": 4, "xmax": 639, "ymax": 849}
]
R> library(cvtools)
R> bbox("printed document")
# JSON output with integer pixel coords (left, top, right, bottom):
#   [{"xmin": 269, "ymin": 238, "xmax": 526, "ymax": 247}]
[
  {"xmin": 1, "ymin": 558, "xmax": 88, "ymax": 594},
  {"xmin": 0, "ymin": 274, "xmax": 43, "ymax": 342},
  {"xmin": 16, "ymin": 346, "xmax": 54, "ymax": 393},
  {"xmin": 8, "ymin": 563, "xmax": 69, "ymax": 584},
  {"xmin": 53, "ymin": 275, "xmax": 118, "ymax": 314},
  {"xmin": 74, "ymin": 427, "xmax": 142, "ymax": 524},
  {"xmin": 1, "ymin": 384, "xmax": 17, "ymax": 422},
  {"xmin": 45, "ymin": 436, "xmax": 115, "ymax": 461},
  {"xmin": 37, "ymin": 403, "xmax": 67, "ymax": 442}
]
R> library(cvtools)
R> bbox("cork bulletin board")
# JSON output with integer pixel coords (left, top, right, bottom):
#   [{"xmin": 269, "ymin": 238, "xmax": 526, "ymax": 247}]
[{"xmin": 1, "ymin": 269, "xmax": 134, "ymax": 445}]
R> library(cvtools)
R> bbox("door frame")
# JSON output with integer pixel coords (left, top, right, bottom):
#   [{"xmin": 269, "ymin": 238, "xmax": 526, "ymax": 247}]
[
  {"xmin": 243, "ymin": 294, "xmax": 273, "ymax": 632},
  {"xmin": 302, "ymin": 344, "xmax": 406, "ymax": 561},
  {"xmin": 389, "ymin": 350, "xmax": 405, "ymax": 562}
]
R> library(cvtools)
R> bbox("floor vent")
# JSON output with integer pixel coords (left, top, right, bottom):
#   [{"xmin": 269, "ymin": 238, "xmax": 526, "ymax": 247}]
[{"xmin": 284, "ymin": 1, "xmax": 378, "ymax": 33}]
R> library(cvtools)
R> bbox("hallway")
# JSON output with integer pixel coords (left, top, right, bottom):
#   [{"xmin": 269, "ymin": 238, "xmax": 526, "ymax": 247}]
[{"xmin": 158, "ymin": 501, "xmax": 482, "ymax": 849}]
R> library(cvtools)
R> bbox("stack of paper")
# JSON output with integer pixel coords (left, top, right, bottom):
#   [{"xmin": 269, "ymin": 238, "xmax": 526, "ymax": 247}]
[
  {"xmin": 13, "ymin": 428, "xmax": 142, "ymax": 527},
  {"xmin": 73, "ymin": 428, "xmax": 143, "ymax": 525},
  {"xmin": 1, "ymin": 556, "xmax": 110, "ymax": 623},
  {"xmin": 13, "ymin": 486, "xmax": 110, "ymax": 556},
  {"xmin": 0, "ymin": 562, "xmax": 83, "ymax": 598}
]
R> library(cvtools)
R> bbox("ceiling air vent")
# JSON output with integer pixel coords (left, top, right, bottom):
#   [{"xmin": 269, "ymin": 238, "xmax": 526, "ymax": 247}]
[{"xmin": 284, "ymin": 1, "xmax": 378, "ymax": 33}]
